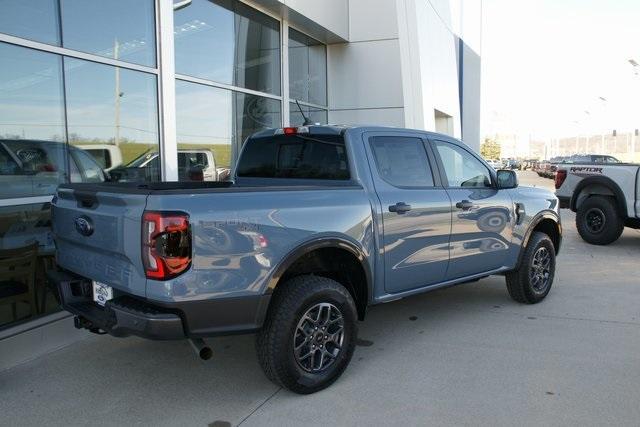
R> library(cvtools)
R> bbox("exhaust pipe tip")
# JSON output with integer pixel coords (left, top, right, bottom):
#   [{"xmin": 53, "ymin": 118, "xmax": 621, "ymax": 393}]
[
  {"xmin": 189, "ymin": 338, "xmax": 213, "ymax": 360},
  {"xmin": 198, "ymin": 346, "xmax": 213, "ymax": 360}
]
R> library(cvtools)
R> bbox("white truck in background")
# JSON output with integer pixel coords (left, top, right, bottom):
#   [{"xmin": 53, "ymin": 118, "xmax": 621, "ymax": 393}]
[{"xmin": 555, "ymin": 163, "xmax": 640, "ymax": 245}]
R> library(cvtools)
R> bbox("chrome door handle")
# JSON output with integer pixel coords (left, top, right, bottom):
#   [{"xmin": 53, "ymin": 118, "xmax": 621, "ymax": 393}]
[
  {"xmin": 389, "ymin": 202, "xmax": 412, "ymax": 214},
  {"xmin": 455, "ymin": 200, "xmax": 475, "ymax": 210}
]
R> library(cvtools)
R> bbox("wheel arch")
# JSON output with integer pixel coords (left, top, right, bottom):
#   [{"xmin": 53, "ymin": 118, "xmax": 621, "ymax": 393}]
[
  {"xmin": 262, "ymin": 237, "xmax": 372, "ymax": 322},
  {"xmin": 570, "ymin": 176, "xmax": 627, "ymax": 217},
  {"xmin": 516, "ymin": 211, "xmax": 562, "ymax": 268}
]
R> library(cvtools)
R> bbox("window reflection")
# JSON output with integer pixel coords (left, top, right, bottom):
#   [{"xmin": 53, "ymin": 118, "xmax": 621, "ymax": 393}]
[
  {"xmin": 176, "ymin": 80, "xmax": 233, "ymax": 181},
  {"xmin": 0, "ymin": 0, "xmax": 60, "ymax": 45},
  {"xmin": 176, "ymin": 79, "xmax": 281, "ymax": 181},
  {"xmin": 174, "ymin": 0, "xmax": 281, "ymax": 94},
  {"xmin": 61, "ymin": 0, "xmax": 156, "ymax": 67},
  {"xmin": 0, "ymin": 43, "xmax": 161, "ymax": 330},
  {"xmin": 289, "ymin": 28, "xmax": 327, "ymax": 106},
  {"xmin": 235, "ymin": 92, "xmax": 281, "ymax": 156},
  {"xmin": 0, "ymin": 43, "xmax": 66, "ymax": 199},
  {"xmin": 64, "ymin": 58, "xmax": 160, "ymax": 182},
  {"xmin": 0, "ymin": 202, "xmax": 59, "ymax": 329},
  {"xmin": 289, "ymin": 102, "xmax": 328, "ymax": 126}
]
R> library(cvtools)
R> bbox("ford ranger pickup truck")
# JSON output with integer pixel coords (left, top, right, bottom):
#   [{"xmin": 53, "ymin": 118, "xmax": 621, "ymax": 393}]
[
  {"xmin": 49, "ymin": 125, "xmax": 562, "ymax": 394},
  {"xmin": 555, "ymin": 162, "xmax": 640, "ymax": 245}
]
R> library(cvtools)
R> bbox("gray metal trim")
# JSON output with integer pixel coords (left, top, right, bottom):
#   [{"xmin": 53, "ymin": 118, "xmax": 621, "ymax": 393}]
[
  {"xmin": 0, "ymin": 33, "xmax": 159, "ymax": 74},
  {"xmin": 175, "ymin": 73, "xmax": 283, "ymax": 101},
  {"xmin": 0, "ymin": 195, "xmax": 54, "ymax": 207}
]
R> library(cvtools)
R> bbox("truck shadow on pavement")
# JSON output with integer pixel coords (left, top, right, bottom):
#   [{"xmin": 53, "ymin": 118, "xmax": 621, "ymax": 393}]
[{"xmin": 2, "ymin": 277, "xmax": 518, "ymax": 425}]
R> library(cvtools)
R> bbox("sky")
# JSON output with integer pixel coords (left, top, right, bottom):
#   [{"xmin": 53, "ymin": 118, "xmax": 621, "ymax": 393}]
[{"xmin": 481, "ymin": 0, "xmax": 640, "ymax": 140}]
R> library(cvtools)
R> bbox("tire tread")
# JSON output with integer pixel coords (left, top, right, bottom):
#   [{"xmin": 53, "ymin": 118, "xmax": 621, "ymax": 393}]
[
  {"xmin": 255, "ymin": 275, "xmax": 357, "ymax": 394},
  {"xmin": 506, "ymin": 231, "xmax": 555, "ymax": 304}
]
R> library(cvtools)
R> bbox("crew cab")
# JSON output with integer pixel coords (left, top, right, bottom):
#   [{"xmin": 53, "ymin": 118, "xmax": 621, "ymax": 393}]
[
  {"xmin": 555, "ymin": 161, "xmax": 639, "ymax": 245},
  {"xmin": 49, "ymin": 125, "xmax": 561, "ymax": 394}
]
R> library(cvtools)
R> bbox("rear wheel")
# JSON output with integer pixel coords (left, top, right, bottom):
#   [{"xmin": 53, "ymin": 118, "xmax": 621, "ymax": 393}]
[
  {"xmin": 506, "ymin": 232, "xmax": 556, "ymax": 304},
  {"xmin": 256, "ymin": 275, "xmax": 357, "ymax": 394},
  {"xmin": 575, "ymin": 196, "xmax": 624, "ymax": 245}
]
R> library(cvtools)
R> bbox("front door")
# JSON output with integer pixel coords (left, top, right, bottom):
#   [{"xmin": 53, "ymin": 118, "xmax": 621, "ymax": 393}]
[
  {"xmin": 365, "ymin": 133, "xmax": 452, "ymax": 293},
  {"xmin": 431, "ymin": 139, "xmax": 515, "ymax": 280}
]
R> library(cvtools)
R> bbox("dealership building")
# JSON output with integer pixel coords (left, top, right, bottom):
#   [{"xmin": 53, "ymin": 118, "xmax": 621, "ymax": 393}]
[{"xmin": 0, "ymin": 0, "xmax": 481, "ymax": 368}]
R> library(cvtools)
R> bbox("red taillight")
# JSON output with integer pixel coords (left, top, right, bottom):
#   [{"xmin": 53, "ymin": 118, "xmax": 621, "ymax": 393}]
[
  {"xmin": 555, "ymin": 169, "xmax": 567, "ymax": 189},
  {"xmin": 283, "ymin": 127, "xmax": 297, "ymax": 135},
  {"xmin": 142, "ymin": 211, "xmax": 192, "ymax": 280}
]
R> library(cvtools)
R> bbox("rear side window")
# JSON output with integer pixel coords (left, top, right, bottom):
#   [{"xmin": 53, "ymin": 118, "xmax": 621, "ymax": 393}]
[
  {"xmin": 72, "ymin": 150, "xmax": 104, "ymax": 183},
  {"xmin": 369, "ymin": 136, "xmax": 434, "ymax": 187},
  {"xmin": 237, "ymin": 135, "xmax": 350, "ymax": 180},
  {"xmin": 87, "ymin": 149, "xmax": 112, "ymax": 169}
]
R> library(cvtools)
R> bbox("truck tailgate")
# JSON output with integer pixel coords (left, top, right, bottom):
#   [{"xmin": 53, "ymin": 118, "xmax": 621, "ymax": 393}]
[{"xmin": 52, "ymin": 186, "xmax": 149, "ymax": 297}]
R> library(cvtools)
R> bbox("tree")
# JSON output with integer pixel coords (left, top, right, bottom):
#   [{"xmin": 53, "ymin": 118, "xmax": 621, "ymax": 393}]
[{"xmin": 480, "ymin": 138, "xmax": 501, "ymax": 159}]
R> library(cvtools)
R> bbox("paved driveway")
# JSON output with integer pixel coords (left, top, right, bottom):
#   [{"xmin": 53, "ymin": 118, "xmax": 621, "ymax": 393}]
[{"xmin": 2, "ymin": 171, "xmax": 640, "ymax": 426}]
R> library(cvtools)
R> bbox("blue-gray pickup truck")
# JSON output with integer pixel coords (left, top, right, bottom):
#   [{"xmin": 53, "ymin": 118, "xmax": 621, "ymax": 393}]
[{"xmin": 49, "ymin": 125, "xmax": 561, "ymax": 394}]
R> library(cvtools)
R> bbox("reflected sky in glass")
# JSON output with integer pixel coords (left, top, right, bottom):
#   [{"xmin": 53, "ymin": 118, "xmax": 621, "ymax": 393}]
[
  {"xmin": 174, "ymin": 0, "xmax": 280, "ymax": 94},
  {"xmin": 176, "ymin": 79, "xmax": 233, "ymax": 146},
  {"xmin": 0, "ymin": 43, "xmax": 65, "ymax": 142},
  {"xmin": 0, "ymin": 0, "xmax": 60, "ymax": 45},
  {"xmin": 64, "ymin": 58, "xmax": 159, "ymax": 147},
  {"xmin": 61, "ymin": 0, "xmax": 156, "ymax": 67}
]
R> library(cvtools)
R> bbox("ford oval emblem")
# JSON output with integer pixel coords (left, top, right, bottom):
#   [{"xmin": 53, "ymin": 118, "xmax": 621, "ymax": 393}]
[{"xmin": 74, "ymin": 216, "xmax": 94, "ymax": 236}]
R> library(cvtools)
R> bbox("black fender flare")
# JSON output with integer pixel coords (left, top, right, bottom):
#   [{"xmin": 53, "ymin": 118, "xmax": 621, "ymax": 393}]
[
  {"xmin": 259, "ymin": 237, "xmax": 373, "ymax": 322},
  {"xmin": 516, "ymin": 210, "xmax": 562, "ymax": 268},
  {"xmin": 570, "ymin": 175, "xmax": 627, "ymax": 216}
]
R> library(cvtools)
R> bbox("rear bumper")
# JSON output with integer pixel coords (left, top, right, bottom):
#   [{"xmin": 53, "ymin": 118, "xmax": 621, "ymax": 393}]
[{"xmin": 47, "ymin": 269, "xmax": 270, "ymax": 340}]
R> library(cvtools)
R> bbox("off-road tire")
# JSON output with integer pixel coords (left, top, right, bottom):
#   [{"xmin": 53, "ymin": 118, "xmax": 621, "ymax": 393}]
[
  {"xmin": 506, "ymin": 232, "xmax": 555, "ymax": 304},
  {"xmin": 256, "ymin": 275, "xmax": 358, "ymax": 394},
  {"xmin": 575, "ymin": 196, "xmax": 624, "ymax": 245}
]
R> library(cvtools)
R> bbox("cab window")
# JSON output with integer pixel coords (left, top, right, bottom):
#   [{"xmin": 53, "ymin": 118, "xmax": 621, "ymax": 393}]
[
  {"xmin": 369, "ymin": 136, "xmax": 434, "ymax": 187},
  {"xmin": 434, "ymin": 140, "xmax": 492, "ymax": 188}
]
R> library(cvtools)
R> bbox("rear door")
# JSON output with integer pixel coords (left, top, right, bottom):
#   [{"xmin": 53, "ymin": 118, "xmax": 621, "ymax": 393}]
[
  {"xmin": 364, "ymin": 132, "xmax": 452, "ymax": 293},
  {"xmin": 430, "ymin": 139, "xmax": 515, "ymax": 279},
  {"xmin": 52, "ymin": 186, "xmax": 149, "ymax": 297}
]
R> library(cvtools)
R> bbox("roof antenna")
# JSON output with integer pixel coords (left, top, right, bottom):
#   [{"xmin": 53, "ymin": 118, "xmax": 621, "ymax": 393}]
[{"xmin": 295, "ymin": 99, "xmax": 314, "ymax": 126}]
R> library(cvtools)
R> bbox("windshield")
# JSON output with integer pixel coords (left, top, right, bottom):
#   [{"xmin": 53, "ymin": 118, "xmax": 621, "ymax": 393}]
[{"xmin": 126, "ymin": 150, "xmax": 157, "ymax": 167}]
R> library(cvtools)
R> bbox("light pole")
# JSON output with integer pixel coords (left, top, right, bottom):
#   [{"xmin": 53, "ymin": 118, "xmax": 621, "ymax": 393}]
[
  {"xmin": 630, "ymin": 59, "xmax": 639, "ymax": 161},
  {"xmin": 597, "ymin": 96, "xmax": 608, "ymax": 154}
]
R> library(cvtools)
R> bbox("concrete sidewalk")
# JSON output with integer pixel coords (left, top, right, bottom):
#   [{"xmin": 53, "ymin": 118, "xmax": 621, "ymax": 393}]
[{"xmin": 2, "ymin": 173, "xmax": 640, "ymax": 426}]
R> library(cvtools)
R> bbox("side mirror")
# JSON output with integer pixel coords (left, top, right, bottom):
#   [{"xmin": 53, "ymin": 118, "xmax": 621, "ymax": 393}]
[{"xmin": 497, "ymin": 169, "xmax": 518, "ymax": 189}]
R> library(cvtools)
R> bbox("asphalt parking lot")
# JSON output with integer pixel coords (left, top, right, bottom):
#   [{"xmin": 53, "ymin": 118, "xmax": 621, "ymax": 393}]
[{"xmin": 2, "ymin": 171, "xmax": 639, "ymax": 427}]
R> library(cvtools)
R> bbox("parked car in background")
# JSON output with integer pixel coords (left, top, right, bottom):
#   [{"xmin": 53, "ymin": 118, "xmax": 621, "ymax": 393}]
[
  {"xmin": 485, "ymin": 159, "xmax": 502, "ymax": 169},
  {"xmin": 109, "ymin": 149, "xmax": 228, "ymax": 182},
  {"xmin": 504, "ymin": 159, "xmax": 521, "ymax": 170},
  {"xmin": 0, "ymin": 139, "xmax": 106, "ymax": 251},
  {"xmin": 542, "ymin": 155, "xmax": 621, "ymax": 180},
  {"xmin": 555, "ymin": 161, "xmax": 639, "ymax": 245},
  {"xmin": 0, "ymin": 139, "xmax": 106, "ymax": 199},
  {"xmin": 566, "ymin": 154, "xmax": 620, "ymax": 164},
  {"xmin": 49, "ymin": 125, "xmax": 561, "ymax": 394},
  {"xmin": 76, "ymin": 144, "xmax": 123, "ymax": 172},
  {"xmin": 535, "ymin": 160, "xmax": 550, "ymax": 177}
]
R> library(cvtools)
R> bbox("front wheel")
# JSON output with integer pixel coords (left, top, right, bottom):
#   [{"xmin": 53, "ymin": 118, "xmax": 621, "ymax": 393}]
[
  {"xmin": 575, "ymin": 196, "xmax": 624, "ymax": 245},
  {"xmin": 506, "ymin": 232, "xmax": 556, "ymax": 304},
  {"xmin": 256, "ymin": 275, "xmax": 358, "ymax": 394}
]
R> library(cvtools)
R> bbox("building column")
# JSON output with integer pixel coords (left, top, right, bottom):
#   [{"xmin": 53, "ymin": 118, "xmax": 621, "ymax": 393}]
[{"xmin": 157, "ymin": 0, "xmax": 178, "ymax": 181}]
